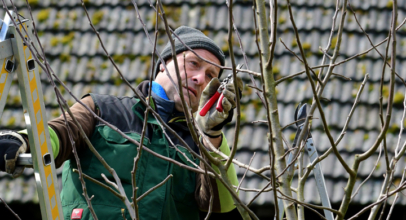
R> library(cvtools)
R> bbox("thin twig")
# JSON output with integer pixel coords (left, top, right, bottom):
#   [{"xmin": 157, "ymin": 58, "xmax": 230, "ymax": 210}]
[
  {"xmin": 276, "ymin": 189, "xmax": 342, "ymax": 217},
  {"xmin": 0, "ymin": 197, "xmax": 21, "ymax": 220},
  {"xmin": 131, "ymin": 4, "xmax": 160, "ymax": 216},
  {"xmin": 386, "ymin": 167, "xmax": 406, "ymax": 220},
  {"xmin": 230, "ymin": 6, "xmax": 265, "ymax": 105},
  {"xmin": 278, "ymin": 194, "xmax": 327, "ymax": 220},
  {"xmin": 395, "ymin": 89, "xmax": 406, "ymax": 154},
  {"xmin": 331, "ymin": 73, "xmax": 352, "ymax": 81},
  {"xmin": 275, "ymin": 64, "xmax": 329, "ymax": 85},
  {"xmin": 348, "ymin": 181, "xmax": 406, "ymax": 220},
  {"xmin": 132, "ymin": 109, "xmax": 149, "ymax": 220},
  {"xmin": 203, "ymin": 155, "xmax": 214, "ymax": 220},
  {"xmin": 235, "ymin": 186, "xmax": 273, "ymax": 192},
  {"xmin": 236, "ymin": 152, "xmax": 256, "ymax": 193},
  {"xmin": 279, "ymin": 38, "xmax": 323, "ymax": 85},
  {"xmin": 348, "ymin": 1, "xmax": 406, "ymax": 87},
  {"xmin": 277, "ymin": 140, "xmax": 306, "ymax": 179},
  {"xmin": 351, "ymin": 145, "xmax": 383, "ymax": 201},
  {"xmin": 334, "ymin": 73, "xmax": 369, "ymax": 147},
  {"xmin": 315, "ymin": 0, "xmax": 340, "ymax": 84},
  {"xmin": 377, "ymin": 14, "xmax": 392, "ymax": 181},
  {"xmin": 247, "ymin": 132, "xmax": 294, "ymax": 207},
  {"xmin": 247, "ymin": 85, "xmax": 263, "ymax": 92},
  {"xmin": 252, "ymin": 120, "xmax": 268, "ymax": 124},
  {"xmin": 121, "ymin": 209, "xmax": 127, "ymax": 220},
  {"xmin": 281, "ymin": 118, "xmax": 306, "ymax": 131},
  {"xmin": 331, "ymin": 17, "xmax": 406, "ymax": 72},
  {"xmin": 319, "ymin": 46, "xmax": 333, "ymax": 59},
  {"xmin": 73, "ymin": 169, "xmax": 124, "ymax": 201},
  {"xmin": 101, "ymin": 173, "xmax": 119, "ymax": 190},
  {"xmin": 137, "ymin": 174, "xmax": 173, "ymax": 202}
]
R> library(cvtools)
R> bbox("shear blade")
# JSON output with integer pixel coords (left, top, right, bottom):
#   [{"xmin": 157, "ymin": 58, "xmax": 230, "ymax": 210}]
[
  {"xmin": 294, "ymin": 103, "xmax": 301, "ymax": 122},
  {"xmin": 295, "ymin": 103, "xmax": 307, "ymax": 126}
]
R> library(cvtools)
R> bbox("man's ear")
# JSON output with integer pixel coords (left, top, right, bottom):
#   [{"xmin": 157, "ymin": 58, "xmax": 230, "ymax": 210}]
[{"xmin": 159, "ymin": 63, "xmax": 165, "ymax": 72}]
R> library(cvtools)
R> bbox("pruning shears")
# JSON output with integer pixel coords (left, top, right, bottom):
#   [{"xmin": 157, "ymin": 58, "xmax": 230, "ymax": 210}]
[
  {"xmin": 276, "ymin": 103, "xmax": 334, "ymax": 220},
  {"xmin": 0, "ymin": 11, "xmax": 12, "ymax": 41},
  {"xmin": 199, "ymin": 64, "xmax": 244, "ymax": 116}
]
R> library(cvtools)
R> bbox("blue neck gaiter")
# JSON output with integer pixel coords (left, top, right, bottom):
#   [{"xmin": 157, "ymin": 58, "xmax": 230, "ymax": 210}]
[
  {"xmin": 150, "ymin": 81, "xmax": 174, "ymax": 123},
  {"xmin": 151, "ymin": 81, "xmax": 169, "ymax": 100}
]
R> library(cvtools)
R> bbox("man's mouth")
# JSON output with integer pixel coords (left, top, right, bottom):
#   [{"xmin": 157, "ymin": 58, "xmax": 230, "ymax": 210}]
[{"xmin": 184, "ymin": 86, "xmax": 197, "ymax": 97}]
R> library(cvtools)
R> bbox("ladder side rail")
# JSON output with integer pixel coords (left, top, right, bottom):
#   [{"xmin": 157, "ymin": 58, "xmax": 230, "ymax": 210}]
[
  {"xmin": 10, "ymin": 18, "xmax": 63, "ymax": 220},
  {"xmin": 0, "ymin": 38, "xmax": 16, "ymax": 118}
]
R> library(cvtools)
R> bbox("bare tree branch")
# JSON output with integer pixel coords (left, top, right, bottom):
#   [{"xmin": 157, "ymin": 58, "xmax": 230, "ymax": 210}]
[
  {"xmin": 255, "ymin": 0, "xmax": 297, "ymax": 218},
  {"xmin": 224, "ymin": 0, "xmax": 243, "ymax": 173}
]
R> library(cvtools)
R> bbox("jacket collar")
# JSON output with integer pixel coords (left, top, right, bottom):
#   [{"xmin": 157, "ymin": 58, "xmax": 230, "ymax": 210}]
[{"xmin": 136, "ymin": 81, "xmax": 187, "ymax": 123}]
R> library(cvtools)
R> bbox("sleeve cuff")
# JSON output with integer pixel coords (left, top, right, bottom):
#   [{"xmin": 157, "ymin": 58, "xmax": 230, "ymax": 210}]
[
  {"xmin": 18, "ymin": 126, "xmax": 60, "ymax": 159},
  {"xmin": 209, "ymin": 132, "xmax": 228, "ymax": 158}
]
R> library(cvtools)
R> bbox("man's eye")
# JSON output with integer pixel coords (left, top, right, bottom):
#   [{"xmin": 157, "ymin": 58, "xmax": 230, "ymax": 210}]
[{"xmin": 206, "ymin": 74, "xmax": 214, "ymax": 79}]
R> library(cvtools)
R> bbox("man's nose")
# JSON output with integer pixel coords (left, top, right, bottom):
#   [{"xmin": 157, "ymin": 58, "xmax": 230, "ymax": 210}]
[{"xmin": 192, "ymin": 71, "xmax": 205, "ymax": 85}]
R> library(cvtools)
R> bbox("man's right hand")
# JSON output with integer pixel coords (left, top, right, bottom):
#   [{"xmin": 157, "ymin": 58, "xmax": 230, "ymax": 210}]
[
  {"xmin": 196, "ymin": 77, "xmax": 243, "ymax": 138},
  {"xmin": 0, "ymin": 131, "xmax": 28, "ymax": 177}
]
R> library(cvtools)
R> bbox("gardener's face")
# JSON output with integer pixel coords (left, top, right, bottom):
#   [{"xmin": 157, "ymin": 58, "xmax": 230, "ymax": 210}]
[{"xmin": 155, "ymin": 49, "xmax": 221, "ymax": 113}]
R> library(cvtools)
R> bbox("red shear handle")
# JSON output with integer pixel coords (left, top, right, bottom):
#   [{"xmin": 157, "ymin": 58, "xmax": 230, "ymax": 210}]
[
  {"xmin": 216, "ymin": 93, "xmax": 225, "ymax": 112},
  {"xmin": 199, "ymin": 91, "xmax": 221, "ymax": 116}
]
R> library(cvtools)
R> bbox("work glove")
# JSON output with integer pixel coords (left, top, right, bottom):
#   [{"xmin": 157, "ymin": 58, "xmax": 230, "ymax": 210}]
[
  {"xmin": 0, "ymin": 130, "xmax": 28, "ymax": 177},
  {"xmin": 196, "ymin": 77, "xmax": 243, "ymax": 137}
]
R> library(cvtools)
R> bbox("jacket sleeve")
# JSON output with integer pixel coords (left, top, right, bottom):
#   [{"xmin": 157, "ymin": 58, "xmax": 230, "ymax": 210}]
[
  {"xmin": 195, "ymin": 133, "xmax": 239, "ymax": 213},
  {"xmin": 47, "ymin": 96, "xmax": 97, "ymax": 168}
]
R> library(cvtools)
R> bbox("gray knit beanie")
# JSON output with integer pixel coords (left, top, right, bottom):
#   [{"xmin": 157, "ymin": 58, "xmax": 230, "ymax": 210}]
[{"xmin": 154, "ymin": 26, "xmax": 225, "ymax": 78}]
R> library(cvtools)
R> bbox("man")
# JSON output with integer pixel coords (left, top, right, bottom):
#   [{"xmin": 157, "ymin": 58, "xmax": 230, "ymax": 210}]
[{"xmin": 0, "ymin": 26, "xmax": 242, "ymax": 219}]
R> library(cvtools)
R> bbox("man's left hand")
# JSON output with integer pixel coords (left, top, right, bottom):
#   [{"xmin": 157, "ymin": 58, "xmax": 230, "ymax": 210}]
[
  {"xmin": 196, "ymin": 77, "xmax": 243, "ymax": 138},
  {"xmin": 0, "ymin": 131, "xmax": 28, "ymax": 177}
]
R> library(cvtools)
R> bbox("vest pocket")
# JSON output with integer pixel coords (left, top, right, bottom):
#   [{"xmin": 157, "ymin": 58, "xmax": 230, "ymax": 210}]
[
  {"xmin": 95, "ymin": 126, "xmax": 148, "ymax": 184},
  {"xmin": 98, "ymin": 125, "xmax": 134, "ymax": 144}
]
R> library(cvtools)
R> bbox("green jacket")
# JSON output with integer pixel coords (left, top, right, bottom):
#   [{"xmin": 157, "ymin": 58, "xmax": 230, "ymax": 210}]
[{"xmin": 56, "ymin": 83, "xmax": 238, "ymax": 219}]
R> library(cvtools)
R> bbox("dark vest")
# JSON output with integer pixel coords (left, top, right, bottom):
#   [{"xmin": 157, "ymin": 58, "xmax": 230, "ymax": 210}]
[{"xmin": 60, "ymin": 93, "xmax": 200, "ymax": 220}]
